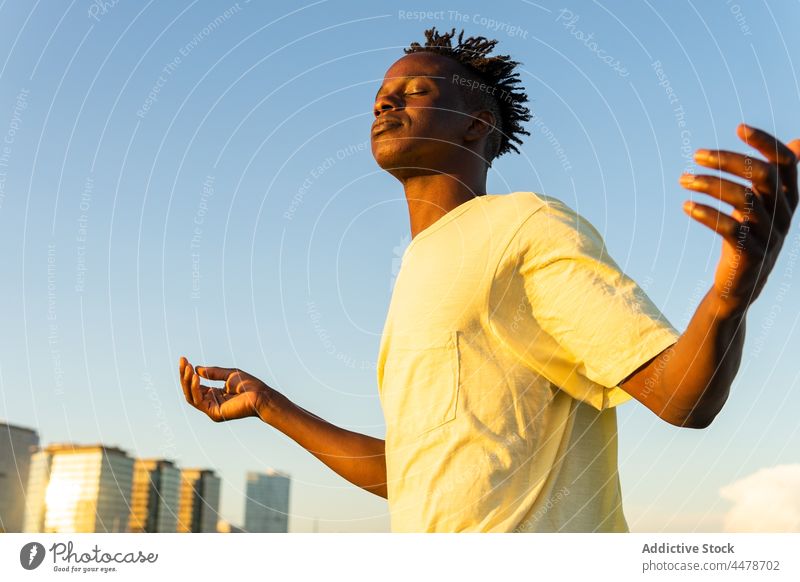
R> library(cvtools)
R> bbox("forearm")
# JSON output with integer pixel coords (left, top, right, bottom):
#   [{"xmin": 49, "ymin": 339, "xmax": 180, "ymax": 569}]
[
  {"xmin": 656, "ymin": 288, "xmax": 746, "ymax": 427},
  {"xmin": 258, "ymin": 391, "xmax": 387, "ymax": 498}
]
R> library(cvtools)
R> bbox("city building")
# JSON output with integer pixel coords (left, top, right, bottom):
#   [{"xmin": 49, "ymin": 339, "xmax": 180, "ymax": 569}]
[
  {"xmin": 128, "ymin": 458, "xmax": 181, "ymax": 533},
  {"xmin": 0, "ymin": 421, "xmax": 40, "ymax": 533},
  {"xmin": 23, "ymin": 443, "xmax": 134, "ymax": 533},
  {"xmin": 216, "ymin": 518, "xmax": 244, "ymax": 533},
  {"xmin": 177, "ymin": 468, "xmax": 220, "ymax": 533},
  {"xmin": 244, "ymin": 468, "xmax": 291, "ymax": 533}
]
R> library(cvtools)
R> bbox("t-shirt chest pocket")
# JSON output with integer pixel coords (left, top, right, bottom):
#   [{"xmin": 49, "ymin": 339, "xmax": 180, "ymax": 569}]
[{"xmin": 380, "ymin": 330, "xmax": 460, "ymax": 440}]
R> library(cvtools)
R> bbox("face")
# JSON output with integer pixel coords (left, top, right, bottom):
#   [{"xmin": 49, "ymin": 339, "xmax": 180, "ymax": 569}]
[{"xmin": 370, "ymin": 52, "xmax": 486, "ymax": 178}]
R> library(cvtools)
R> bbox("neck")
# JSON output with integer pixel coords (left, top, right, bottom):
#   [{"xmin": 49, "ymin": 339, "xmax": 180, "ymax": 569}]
[{"xmin": 399, "ymin": 170, "xmax": 487, "ymax": 239}]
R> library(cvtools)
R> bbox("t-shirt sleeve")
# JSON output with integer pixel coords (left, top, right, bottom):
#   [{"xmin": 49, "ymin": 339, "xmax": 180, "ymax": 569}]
[{"xmin": 489, "ymin": 196, "xmax": 681, "ymax": 411}]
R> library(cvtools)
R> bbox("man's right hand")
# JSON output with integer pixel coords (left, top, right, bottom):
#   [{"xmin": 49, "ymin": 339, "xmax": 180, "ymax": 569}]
[{"xmin": 179, "ymin": 356, "xmax": 275, "ymax": 423}]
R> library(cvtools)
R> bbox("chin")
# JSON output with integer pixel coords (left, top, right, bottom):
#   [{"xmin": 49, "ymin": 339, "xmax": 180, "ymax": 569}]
[
  {"xmin": 370, "ymin": 141, "xmax": 438, "ymax": 177},
  {"xmin": 371, "ymin": 141, "xmax": 410, "ymax": 170}
]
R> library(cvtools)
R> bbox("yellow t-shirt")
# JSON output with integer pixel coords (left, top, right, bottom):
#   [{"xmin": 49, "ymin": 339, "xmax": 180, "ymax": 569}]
[{"xmin": 377, "ymin": 191, "xmax": 680, "ymax": 532}]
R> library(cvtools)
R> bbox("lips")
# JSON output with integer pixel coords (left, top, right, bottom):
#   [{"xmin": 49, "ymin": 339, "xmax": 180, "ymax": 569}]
[{"xmin": 371, "ymin": 117, "xmax": 403, "ymax": 137}]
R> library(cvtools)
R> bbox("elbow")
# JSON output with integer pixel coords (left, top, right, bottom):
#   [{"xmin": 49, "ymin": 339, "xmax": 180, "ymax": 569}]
[
  {"xmin": 663, "ymin": 408, "xmax": 718, "ymax": 429},
  {"xmin": 675, "ymin": 414, "xmax": 715, "ymax": 430},
  {"xmin": 658, "ymin": 383, "xmax": 728, "ymax": 429},
  {"xmin": 366, "ymin": 484, "xmax": 388, "ymax": 499}
]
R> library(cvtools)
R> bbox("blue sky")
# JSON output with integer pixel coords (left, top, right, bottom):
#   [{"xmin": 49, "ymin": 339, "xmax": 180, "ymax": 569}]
[{"xmin": 1, "ymin": 0, "xmax": 798, "ymax": 532}]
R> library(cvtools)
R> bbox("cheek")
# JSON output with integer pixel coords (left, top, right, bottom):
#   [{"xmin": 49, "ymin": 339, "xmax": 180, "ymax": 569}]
[{"xmin": 409, "ymin": 107, "xmax": 465, "ymax": 142}]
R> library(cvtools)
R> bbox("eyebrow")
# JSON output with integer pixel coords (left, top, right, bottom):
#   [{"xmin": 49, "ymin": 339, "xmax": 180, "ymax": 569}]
[{"xmin": 374, "ymin": 75, "xmax": 447, "ymax": 100}]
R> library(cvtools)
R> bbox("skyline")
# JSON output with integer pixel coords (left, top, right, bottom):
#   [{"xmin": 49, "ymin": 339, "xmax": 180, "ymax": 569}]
[
  {"xmin": 0, "ymin": 0, "xmax": 798, "ymax": 532},
  {"xmin": 1, "ymin": 422, "xmax": 290, "ymax": 533}
]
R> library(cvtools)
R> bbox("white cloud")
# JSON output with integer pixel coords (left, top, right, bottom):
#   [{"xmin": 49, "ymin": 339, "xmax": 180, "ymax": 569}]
[{"xmin": 719, "ymin": 464, "xmax": 800, "ymax": 532}]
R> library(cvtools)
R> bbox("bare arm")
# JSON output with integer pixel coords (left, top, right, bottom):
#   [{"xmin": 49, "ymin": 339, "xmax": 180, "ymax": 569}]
[
  {"xmin": 178, "ymin": 357, "xmax": 387, "ymax": 498},
  {"xmin": 258, "ymin": 389, "xmax": 387, "ymax": 498},
  {"xmin": 621, "ymin": 124, "xmax": 799, "ymax": 428},
  {"xmin": 620, "ymin": 290, "xmax": 744, "ymax": 428}
]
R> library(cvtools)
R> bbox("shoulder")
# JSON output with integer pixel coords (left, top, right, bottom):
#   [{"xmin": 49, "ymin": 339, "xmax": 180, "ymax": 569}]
[
  {"xmin": 487, "ymin": 190, "xmax": 548, "ymax": 217},
  {"xmin": 492, "ymin": 192, "xmax": 595, "ymax": 229},
  {"xmin": 499, "ymin": 193, "xmax": 605, "ymax": 248}
]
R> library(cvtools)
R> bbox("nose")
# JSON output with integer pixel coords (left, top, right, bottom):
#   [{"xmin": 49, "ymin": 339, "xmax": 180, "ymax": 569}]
[{"xmin": 373, "ymin": 92, "xmax": 403, "ymax": 118}]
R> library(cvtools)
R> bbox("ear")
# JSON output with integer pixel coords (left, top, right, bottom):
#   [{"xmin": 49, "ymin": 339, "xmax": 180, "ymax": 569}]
[{"xmin": 463, "ymin": 110, "xmax": 496, "ymax": 145}]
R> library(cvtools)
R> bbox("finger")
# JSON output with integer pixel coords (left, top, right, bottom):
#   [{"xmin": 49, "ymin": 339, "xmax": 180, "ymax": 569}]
[
  {"xmin": 196, "ymin": 365, "xmax": 237, "ymax": 381},
  {"xmin": 679, "ymin": 173, "xmax": 783, "ymax": 241},
  {"xmin": 190, "ymin": 372, "xmax": 202, "ymax": 407},
  {"xmin": 179, "ymin": 362, "xmax": 192, "ymax": 404},
  {"xmin": 181, "ymin": 375, "xmax": 192, "ymax": 404},
  {"xmin": 179, "ymin": 357, "xmax": 189, "ymax": 386},
  {"xmin": 693, "ymin": 149, "xmax": 777, "ymax": 194},
  {"xmin": 683, "ymin": 201, "xmax": 761, "ymax": 249},
  {"xmin": 737, "ymin": 126, "xmax": 799, "ymax": 214},
  {"xmin": 787, "ymin": 139, "xmax": 800, "ymax": 163},
  {"xmin": 786, "ymin": 138, "xmax": 800, "ymax": 211},
  {"xmin": 737, "ymin": 124, "xmax": 798, "ymax": 166},
  {"xmin": 182, "ymin": 362, "xmax": 193, "ymax": 395},
  {"xmin": 226, "ymin": 371, "xmax": 244, "ymax": 394},
  {"xmin": 693, "ymin": 147, "xmax": 794, "ymax": 227}
]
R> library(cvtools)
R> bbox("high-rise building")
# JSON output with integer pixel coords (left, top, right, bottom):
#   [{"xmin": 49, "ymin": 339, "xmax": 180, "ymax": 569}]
[
  {"xmin": 216, "ymin": 518, "xmax": 244, "ymax": 533},
  {"xmin": 128, "ymin": 459, "xmax": 181, "ymax": 533},
  {"xmin": 244, "ymin": 468, "xmax": 290, "ymax": 533},
  {"xmin": 23, "ymin": 443, "xmax": 134, "ymax": 533},
  {"xmin": 0, "ymin": 421, "xmax": 40, "ymax": 533},
  {"xmin": 177, "ymin": 468, "xmax": 220, "ymax": 533}
]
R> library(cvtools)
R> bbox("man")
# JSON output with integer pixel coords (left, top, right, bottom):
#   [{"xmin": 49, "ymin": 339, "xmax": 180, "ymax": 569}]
[{"xmin": 178, "ymin": 28, "xmax": 799, "ymax": 532}]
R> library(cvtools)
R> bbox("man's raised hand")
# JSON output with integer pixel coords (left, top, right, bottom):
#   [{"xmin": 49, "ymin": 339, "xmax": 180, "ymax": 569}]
[
  {"xmin": 178, "ymin": 356, "xmax": 274, "ymax": 423},
  {"xmin": 679, "ymin": 123, "xmax": 800, "ymax": 317}
]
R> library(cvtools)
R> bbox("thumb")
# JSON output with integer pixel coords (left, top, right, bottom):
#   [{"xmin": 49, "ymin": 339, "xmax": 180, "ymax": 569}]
[
  {"xmin": 787, "ymin": 139, "xmax": 800, "ymax": 163},
  {"xmin": 196, "ymin": 365, "xmax": 237, "ymax": 381}
]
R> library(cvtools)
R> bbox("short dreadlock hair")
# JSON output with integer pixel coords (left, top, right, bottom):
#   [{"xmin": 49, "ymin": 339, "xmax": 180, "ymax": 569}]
[{"xmin": 404, "ymin": 27, "xmax": 532, "ymax": 165}]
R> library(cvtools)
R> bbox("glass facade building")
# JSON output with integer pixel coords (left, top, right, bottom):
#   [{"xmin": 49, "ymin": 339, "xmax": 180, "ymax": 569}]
[
  {"xmin": 177, "ymin": 468, "xmax": 221, "ymax": 533},
  {"xmin": 22, "ymin": 444, "xmax": 134, "ymax": 533},
  {"xmin": 244, "ymin": 468, "xmax": 291, "ymax": 533},
  {"xmin": 0, "ymin": 422, "xmax": 40, "ymax": 533},
  {"xmin": 128, "ymin": 459, "xmax": 181, "ymax": 532}
]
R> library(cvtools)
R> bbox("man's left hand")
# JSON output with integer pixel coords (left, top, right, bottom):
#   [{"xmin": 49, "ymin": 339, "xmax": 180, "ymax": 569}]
[{"xmin": 679, "ymin": 123, "xmax": 800, "ymax": 317}]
